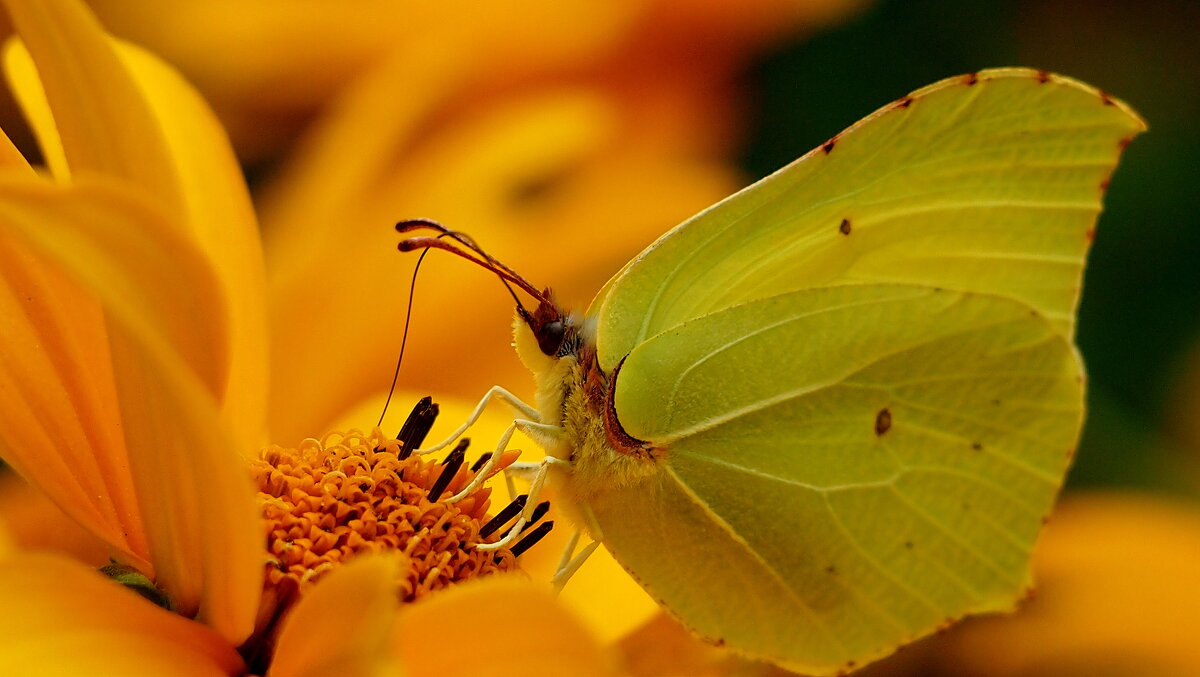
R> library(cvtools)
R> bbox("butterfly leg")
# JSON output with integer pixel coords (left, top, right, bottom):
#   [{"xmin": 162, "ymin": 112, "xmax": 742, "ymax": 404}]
[
  {"xmin": 413, "ymin": 386, "xmax": 541, "ymax": 455},
  {"xmin": 477, "ymin": 453, "xmax": 569, "ymax": 551},
  {"xmin": 445, "ymin": 419, "xmax": 560, "ymax": 503},
  {"xmin": 551, "ymin": 532, "xmax": 602, "ymax": 593}
]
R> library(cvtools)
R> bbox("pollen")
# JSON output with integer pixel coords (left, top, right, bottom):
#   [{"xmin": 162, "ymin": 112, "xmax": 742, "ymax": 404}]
[{"xmin": 249, "ymin": 423, "xmax": 525, "ymax": 613}]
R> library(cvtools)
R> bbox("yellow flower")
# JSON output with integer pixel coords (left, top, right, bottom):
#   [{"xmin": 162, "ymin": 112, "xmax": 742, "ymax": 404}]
[
  {"xmin": 857, "ymin": 493, "xmax": 1200, "ymax": 677},
  {"xmin": 0, "ymin": 2, "xmax": 600, "ymax": 674},
  {"xmin": 81, "ymin": 0, "xmax": 868, "ymax": 162}
]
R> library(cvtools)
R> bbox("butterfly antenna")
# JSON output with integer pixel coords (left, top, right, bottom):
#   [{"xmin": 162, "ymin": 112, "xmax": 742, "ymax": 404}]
[
  {"xmin": 396, "ymin": 218, "xmax": 549, "ymax": 315},
  {"xmin": 377, "ymin": 235, "xmax": 442, "ymax": 428}
]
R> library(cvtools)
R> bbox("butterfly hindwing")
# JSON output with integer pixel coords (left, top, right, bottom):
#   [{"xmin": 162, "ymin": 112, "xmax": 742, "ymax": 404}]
[{"xmin": 593, "ymin": 284, "xmax": 1081, "ymax": 674}]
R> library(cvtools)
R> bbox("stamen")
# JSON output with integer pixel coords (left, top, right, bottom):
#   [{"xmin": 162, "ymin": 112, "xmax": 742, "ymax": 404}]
[
  {"xmin": 480, "ymin": 495, "xmax": 528, "ymax": 538},
  {"xmin": 511, "ymin": 521, "xmax": 554, "ymax": 558},
  {"xmin": 426, "ymin": 440, "xmax": 469, "ymax": 502},
  {"xmin": 395, "ymin": 397, "xmax": 439, "ymax": 459},
  {"xmin": 470, "ymin": 452, "xmax": 493, "ymax": 472}
]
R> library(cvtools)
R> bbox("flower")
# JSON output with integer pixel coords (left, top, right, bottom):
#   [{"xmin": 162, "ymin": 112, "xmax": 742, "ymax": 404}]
[
  {"xmin": 848, "ymin": 493, "xmax": 1200, "ymax": 677},
  {"xmin": 0, "ymin": 2, "xmax": 581, "ymax": 673}
]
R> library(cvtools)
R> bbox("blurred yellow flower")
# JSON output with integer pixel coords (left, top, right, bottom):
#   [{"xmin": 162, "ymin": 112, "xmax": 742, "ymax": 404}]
[
  {"xmin": 82, "ymin": 0, "xmax": 868, "ymax": 162},
  {"xmin": 0, "ymin": 2, "xmax": 611, "ymax": 673},
  {"xmin": 850, "ymin": 493, "xmax": 1200, "ymax": 677}
]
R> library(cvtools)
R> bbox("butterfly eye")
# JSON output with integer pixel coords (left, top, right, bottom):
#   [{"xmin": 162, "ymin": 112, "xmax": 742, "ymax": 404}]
[{"xmin": 537, "ymin": 320, "xmax": 565, "ymax": 356}]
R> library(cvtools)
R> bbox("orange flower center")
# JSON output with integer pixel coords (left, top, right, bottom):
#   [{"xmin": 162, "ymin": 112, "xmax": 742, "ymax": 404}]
[{"xmin": 247, "ymin": 409, "xmax": 547, "ymax": 630}]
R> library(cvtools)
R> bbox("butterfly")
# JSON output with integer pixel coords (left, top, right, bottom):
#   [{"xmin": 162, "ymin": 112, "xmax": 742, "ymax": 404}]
[{"xmin": 398, "ymin": 68, "xmax": 1143, "ymax": 674}]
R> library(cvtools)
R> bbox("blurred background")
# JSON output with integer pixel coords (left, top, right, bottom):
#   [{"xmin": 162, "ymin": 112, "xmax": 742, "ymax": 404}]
[{"xmin": 5, "ymin": 0, "xmax": 1199, "ymax": 675}]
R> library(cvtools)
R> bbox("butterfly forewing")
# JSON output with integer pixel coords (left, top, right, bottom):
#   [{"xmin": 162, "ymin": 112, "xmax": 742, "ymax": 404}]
[{"xmin": 592, "ymin": 68, "xmax": 1145, "ymax": 373}]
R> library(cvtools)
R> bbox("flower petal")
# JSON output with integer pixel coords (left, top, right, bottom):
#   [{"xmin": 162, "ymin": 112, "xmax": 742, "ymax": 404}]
[
  {"xmin": 0, "ymin": 471, "xmax": 112, "ymax": 566},
  {"xmin": 110, "ymin": 40, "xmax": 268, "ymax": 451},
  {"xmin": 0, "ymin": 173, "xmax": 228, "ymax": 396},
  {"xmin": 270, "ymin": 553, "xmax": 405, "ymax": 677},
  {"xmin": 394, "ymin": 575, "xmax": 620, "ymax": 677},
  {"xmin": 0, "ymin": 175, "xmax": 260, "ymax": 643},
  {"xmin": 0, "ymin": 181, "xmax": 147, "ymax": 566},
  {"xmin": 4, "ymin": 4, "xmax": 268, "ymax": 448},
  {"xmin": 0, "ymin": 552, "xmax": 244, "ymax": 676},
  {"xmin": 0, "ymin": 0, "xmax": 183, "ymax": 211},
  {"xmin": 936, "ymin": 493, "xmax": 1200, "ymax": 677}
]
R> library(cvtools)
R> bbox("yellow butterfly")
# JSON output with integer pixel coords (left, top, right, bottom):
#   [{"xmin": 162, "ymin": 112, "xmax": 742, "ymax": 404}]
[{"xmin": 400, "ymin": 68, "xmax": 1143, "ymax": 674}]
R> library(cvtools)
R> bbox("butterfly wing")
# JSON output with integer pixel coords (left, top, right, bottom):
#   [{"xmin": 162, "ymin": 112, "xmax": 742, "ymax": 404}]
[
  {"xmin": 572, "ymin": 69, "xmax": 1144, "ymax": 673},
  {"xmin": 591, "ymin": 68, "xmax": 1145, "ymax": 374},
  {"xmin": 590, "ymin": 284, "xmax": 1082, "ymax": 673}
]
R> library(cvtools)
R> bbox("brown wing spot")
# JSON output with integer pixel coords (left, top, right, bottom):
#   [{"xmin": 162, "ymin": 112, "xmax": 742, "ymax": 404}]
[
  {"xmin": 1086, "ymin": 227, "xmax": 1096, "ymax": 242},
  {"xmin": 1100, "ymin": 90, "xmax": 1115, "ymax": 106},
  {"xmin": 1119, "ymin": 136, "xmax": 1134, "ymax": 150},
  {"xmin": 822, "ymin": 136, "xmax": 838, "ymax": 154},
  {"xmin": 838, "ymin": 218, "xmax": 851, "ymax": 235},
  {"xmin": 904, "ymin": 540, "xmax": 914, "ymax": 549},
  {"xmin": 971, "ymin": 442, "xmax": 983, "ymax": 451},
  {"xmin": 894, "ymin": 96, "xmax": 914, "ymax": 109},
  {"xmin": 1100, "ymin": 178, "xmax": 1112, "ymax": 193},
  {"xmin": 1036, "ymin": 69, "xmax": 1051, "ymax": 84},
  {"xmin": 825, "ymin": 565, "xmax": 837, "ymax": 575},
  {"xmin": 963, "ymin": 71, "xmax": 979, "ymax": 86},
  {"xmin": 874, "ymin": 408, "xmax": 892, "ymax": 436}
]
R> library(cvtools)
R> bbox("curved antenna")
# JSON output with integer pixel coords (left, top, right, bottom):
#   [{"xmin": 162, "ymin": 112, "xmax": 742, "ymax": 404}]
[
  {"xmin": 377, "ymin": 240, "xmax": 440, "ymax": 428},
  {"xmin": 396, "ymin": 219, "xmax": 550, "ymax": 307},
  {"xmin": 381, "ymin": 219, "xmax": 552, "ymax": 427}
]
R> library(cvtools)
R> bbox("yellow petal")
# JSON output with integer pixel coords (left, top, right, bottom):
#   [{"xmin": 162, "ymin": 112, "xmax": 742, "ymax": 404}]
[
  {"xmin": 4, "ymin": 4, "xmax": 268, "ymax": 448},
  {"xmin": 0, "ymin": 552, "xmax": 244, "ymax": 676},
  {"xmin": 270, "ymin": 554, "xmax": 406, "ymax": 677},
  {"xmin": 106, "ymin": 326, "xmax": 262, "ymax": 644},
  {"xmin": 906, "ymin": 493, "xmax": 1200, "ymax": 677},
  {"xmin": 0, "ymin": 175, "xmax": 260, "ymax": 643},
  {"xmin": 0, "ymin": 0, "xmax": 184, "ymax": 213},
  {"xmin": 0, "ymin": 173, "xmax": 228, "ymax": 397},
  {"xmin": 2, "ymin": 39, "xmax": 68, "ymax": 179},
  {"xmin": 0, "ymin": 471, "xmax": 113, "ymax": 566},
  {"xmin": 112, "ymin": 40, "xmax": 268, "ymax": 451},
  {"xmin": 0, "ymin": 182, "xmax": 147, "ymax": 566},
  {"xmin": 0, "ymin": 113, "xmax": 32, "ymax": 172},
  {"xmin": 394, "ymin": 575, "xmax": 620, "ymax": 677},
  {"xmin": 85, "ymin": 0, "xmax": 643, "ymax": 159}
]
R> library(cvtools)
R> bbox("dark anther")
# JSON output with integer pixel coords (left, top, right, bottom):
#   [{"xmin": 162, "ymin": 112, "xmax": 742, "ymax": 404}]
[
  {"xmin": 480, "ymin": 495, "xmax": 528, "ymax": 538},
  {"xmin": 427, "ymin": 440, "xmax": 469, "ymax": 502},
  {"xmin": 396, "ymin": 396, "xmax": 439, "ymax": 459},
  {"xmin": 511, "ymin": 521, "xmax": 554, "ymax": 557},
  {"xmin": 470, "ymin": 452, "xmax": 493, "ymax": 473},
  {"xmin": 520, "ymin": 501, "xmax": 552, "ymax": 532}
]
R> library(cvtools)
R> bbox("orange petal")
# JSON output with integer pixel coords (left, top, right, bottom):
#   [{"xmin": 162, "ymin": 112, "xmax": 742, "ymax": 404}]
[
  {"xmin": 0, "ymin": 174, "xmax": 228, "ymax": 397},
  {"xmin": 923, "ymin": 493, "xmax": 1200, "ymax": 677},
  {"xmin": 269, "ymin": 553, "xmax": 405, "ymax": 677},
  {"xmin": 4, "ymin": 6, "xmax": 267, "ymax": 448},
  {"xmin": 0, "ymin": 472, "xmax": 112, "ymax": 566},
  {"xmin": 0, "ymin": 0, "xmax": 184, "ymax": 212},
  {"xmin": 0, "ymin": 176, "xmax": 260, "ymax": 643},
  {"xmin": 395, "ymin": 575, "xmax": 620, "ymax": 677},
  {"xmin": 85, "ymin": 0, "xmax": 642, "ymax": 159},
  {"xmin": 111, "ymin": 40, "xmax": 268, "ymax": 452},
  {"xmin": 2, "ymin": 38, "xmax": 68, "ymax": 179},
  {"xmin": 0, "ymin": 181, "xmax": 146, "ymax": 566},
  {"xmin": 0, "ymin": 113, "xmax": 31, "ymax": 172},
  {"xmin": 0, "ymin": 551, "xmax": 244, "ymax": 676}
]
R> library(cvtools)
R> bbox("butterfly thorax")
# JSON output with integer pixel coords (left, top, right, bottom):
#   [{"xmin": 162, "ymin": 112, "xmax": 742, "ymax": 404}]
[{"xmin": 513, "ymin": 301, "xmax": 659, "ymax": 504}]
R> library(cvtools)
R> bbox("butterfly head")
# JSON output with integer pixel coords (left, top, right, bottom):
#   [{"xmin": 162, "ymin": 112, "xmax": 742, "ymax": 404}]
[{"xmin": 517, "ymin": 291, "xmax": 582, "ymax": 359}]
